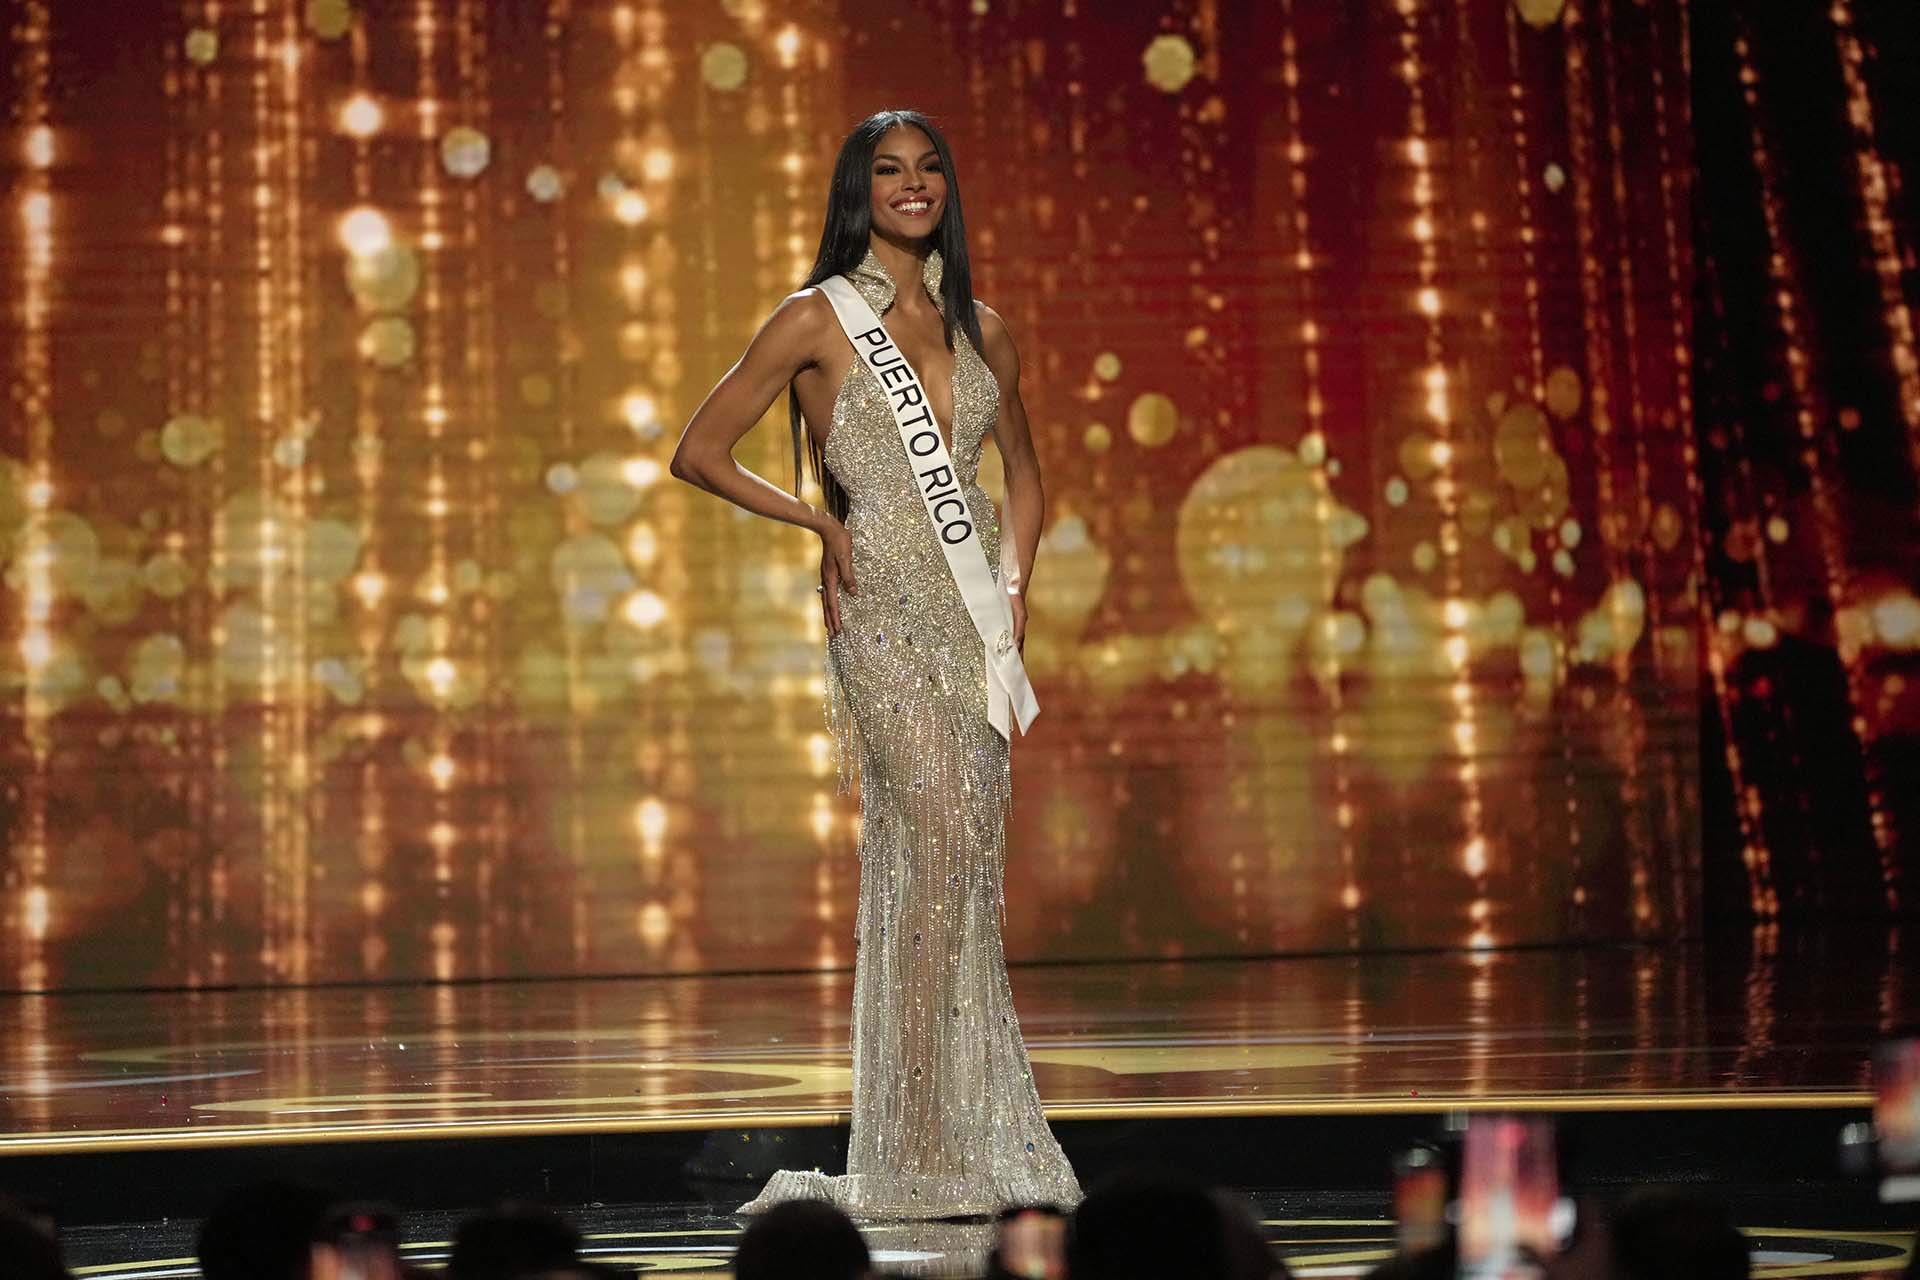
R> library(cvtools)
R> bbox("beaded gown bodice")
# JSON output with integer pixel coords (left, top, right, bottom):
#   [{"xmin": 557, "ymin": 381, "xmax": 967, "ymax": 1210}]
[
  {"xmin": 735, "ymin": 246, "xmax": 1082, "ymax": 1227},
  {"xmin": 822, "ymin": 252, "xmax": 1003, "ymax": 599}
]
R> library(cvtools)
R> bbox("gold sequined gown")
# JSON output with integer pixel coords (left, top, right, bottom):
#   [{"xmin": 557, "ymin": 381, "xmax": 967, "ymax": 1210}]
[{"xmin": 736, "ymin": 247, "xmax": 1082, "ymax": 1221}]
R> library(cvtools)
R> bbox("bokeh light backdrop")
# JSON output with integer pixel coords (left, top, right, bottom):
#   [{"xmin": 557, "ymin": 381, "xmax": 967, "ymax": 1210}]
[{"xmin": 1, "ymin": 0, "xmax": 1698, "ymax": 990}]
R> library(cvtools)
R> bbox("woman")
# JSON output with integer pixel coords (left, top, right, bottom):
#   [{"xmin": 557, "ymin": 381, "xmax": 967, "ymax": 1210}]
[{"xmin": 670, "ymin": 109, "xmax": 1081, "ymax": 1220}]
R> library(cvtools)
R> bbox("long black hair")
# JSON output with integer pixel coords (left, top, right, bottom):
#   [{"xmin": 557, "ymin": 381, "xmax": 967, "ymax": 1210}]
[{"xmin": 791, "ymin": 109, "xmax": 984, "ymax": 524}]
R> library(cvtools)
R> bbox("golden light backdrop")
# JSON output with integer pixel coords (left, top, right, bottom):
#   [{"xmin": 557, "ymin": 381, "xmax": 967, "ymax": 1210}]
[{"xmin": 0, "ymin": 0, "xmax": 1696, "ymax": 990}]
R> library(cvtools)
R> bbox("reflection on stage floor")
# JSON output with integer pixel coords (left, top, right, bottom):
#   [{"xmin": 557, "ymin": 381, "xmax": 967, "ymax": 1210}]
[{"xmin": 0, "ymin": 936, "xmax": 1897, "ymax": 1153}]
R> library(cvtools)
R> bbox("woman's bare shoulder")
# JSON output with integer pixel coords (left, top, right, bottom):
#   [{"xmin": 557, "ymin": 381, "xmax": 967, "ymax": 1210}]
[
  {"xmin": 750, "ymin": 287, "xmax": 838, "ymax": 365},
  {"xmin": 971, "ymin": 300, "xmax": 1020, "ymax": 378},
  {"xmin": 771, "ymin": 285, "xmax": 837, "ymax": 332}
]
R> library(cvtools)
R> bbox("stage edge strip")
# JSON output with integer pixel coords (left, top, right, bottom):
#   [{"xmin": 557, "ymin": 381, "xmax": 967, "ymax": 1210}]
[{"xmin": 0, "ymin": 1091, "xmax": 1871, "ymax": 1157}]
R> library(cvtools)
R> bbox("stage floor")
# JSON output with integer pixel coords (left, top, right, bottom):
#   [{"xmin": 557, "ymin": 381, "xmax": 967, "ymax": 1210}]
[{"xmin": 0, "ymin": 939, "xmax": 1891, "ymax": 1154}]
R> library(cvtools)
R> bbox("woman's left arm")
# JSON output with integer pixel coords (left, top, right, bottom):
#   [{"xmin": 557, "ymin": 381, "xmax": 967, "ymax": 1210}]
[{"xmin": 977, "ymin": 303, "xmax": 1044, "ymax": 650}]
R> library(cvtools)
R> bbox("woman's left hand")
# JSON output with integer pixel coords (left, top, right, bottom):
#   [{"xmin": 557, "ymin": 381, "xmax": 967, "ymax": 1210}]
[{"xmin": 1009, "ymin": 593, "xmax": 1028, "ymax": 654}]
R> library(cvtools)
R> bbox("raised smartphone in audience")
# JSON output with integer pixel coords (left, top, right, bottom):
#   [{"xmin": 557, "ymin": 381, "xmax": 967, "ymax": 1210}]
[
  {"xmin": 1455, "ymin": 1114, "xmax": 1561, "ymax": 1280},
  {"xmin": 1393, "ymin": 1142, "xmax": 1452, "ymax": 1256},
  {"xmin": 1874, "ymin": 1035, "xmax": 1920, "ymax": 1202}
]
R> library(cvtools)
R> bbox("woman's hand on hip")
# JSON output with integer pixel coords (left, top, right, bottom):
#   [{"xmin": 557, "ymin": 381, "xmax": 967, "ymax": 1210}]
[{"xmin": 818, "ymin": 518, "xmax": 856, "ymax": 638}]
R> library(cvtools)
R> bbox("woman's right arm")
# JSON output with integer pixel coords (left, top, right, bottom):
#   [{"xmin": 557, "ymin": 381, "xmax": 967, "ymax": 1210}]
[
  {"xmin": 669, "ymin": 290, "xmax": 858, "ymax": 630},
  {"xmin": 669, "ymin": 290, "xmax": 829, "ymax": 532}
]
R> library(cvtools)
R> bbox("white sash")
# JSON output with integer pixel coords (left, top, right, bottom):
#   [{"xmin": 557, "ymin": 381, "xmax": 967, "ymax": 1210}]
[{"xmin": 818, "ymin": 273, "xmax": 1039, "ymax": 740}]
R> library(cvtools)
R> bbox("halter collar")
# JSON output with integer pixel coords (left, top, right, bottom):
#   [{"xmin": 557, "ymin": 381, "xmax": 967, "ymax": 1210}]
[{"xmin": 845, "ymin": 243, "xmax": 945, "ymax": 316}]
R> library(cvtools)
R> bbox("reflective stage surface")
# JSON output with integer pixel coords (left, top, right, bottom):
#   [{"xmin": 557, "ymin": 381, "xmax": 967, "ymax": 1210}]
[
  {"xmin": 0, "ymin": 938, "xmax": 1899, "ymax": 1153},
  {"xmin": 4, "ymin": 937, "xmax": 1914, "ymax": 1277}
]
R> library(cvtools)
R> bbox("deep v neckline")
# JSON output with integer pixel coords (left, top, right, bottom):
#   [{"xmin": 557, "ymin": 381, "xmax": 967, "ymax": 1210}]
[
  {"xmin": 885, "ymin": 314, "xmax": 960, "ymax": 459},
  {"xmin": 825, "ymin": 245, "xmax": 965, "ymax": 463},
  {"xmin": 826, "ymin": 313, "xmax": 963, "ymax": 464}
]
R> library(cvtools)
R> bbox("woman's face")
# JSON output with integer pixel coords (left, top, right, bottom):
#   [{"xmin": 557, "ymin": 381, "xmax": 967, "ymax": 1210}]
[{"xmin": 868, "ymin": 125, "xmax": 947, "ymax": 243}]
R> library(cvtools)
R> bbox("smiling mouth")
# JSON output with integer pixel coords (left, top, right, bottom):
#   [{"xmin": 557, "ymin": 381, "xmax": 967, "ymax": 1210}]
[{"xmin": 892, "ymin": 199, "xmax": 935, "ymax": 216}]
